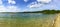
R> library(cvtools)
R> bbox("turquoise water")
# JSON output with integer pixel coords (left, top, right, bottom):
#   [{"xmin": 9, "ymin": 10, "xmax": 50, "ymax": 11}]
[{"xmin": 0, "ymin": 13, "xmax": 56, "ymax": 27}]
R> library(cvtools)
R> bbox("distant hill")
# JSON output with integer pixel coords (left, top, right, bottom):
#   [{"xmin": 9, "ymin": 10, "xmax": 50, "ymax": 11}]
[{"xmin": 23, "ymin": 10, "xmax": 60, "ymax": 14}]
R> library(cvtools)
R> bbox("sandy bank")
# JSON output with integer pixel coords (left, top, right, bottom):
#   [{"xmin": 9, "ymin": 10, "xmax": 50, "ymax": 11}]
[{"xmin": 53, "ymin": 13, "xmax": 60, "ymax": 27}]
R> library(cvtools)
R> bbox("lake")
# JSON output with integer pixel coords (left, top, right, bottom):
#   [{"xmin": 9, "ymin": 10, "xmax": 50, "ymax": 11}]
[{"xmin": 0, "ymin": 13, "xmax": 56, "ymax": 27}]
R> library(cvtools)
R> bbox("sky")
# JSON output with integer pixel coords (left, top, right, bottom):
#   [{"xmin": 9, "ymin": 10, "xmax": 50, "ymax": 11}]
[{"xmin": 0, "ymin": 0, "xmax": 60, "ymax": 12}]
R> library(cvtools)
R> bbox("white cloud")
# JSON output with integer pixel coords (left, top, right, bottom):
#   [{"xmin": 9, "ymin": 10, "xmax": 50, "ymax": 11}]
[
  {"xmin": 8, "ymin": 0, "xmax": 16, "ymax": 4},
  {"xmin": 0, "ymin": 0, "xmax": 21, "ymax": 12},
  {"xmin": 24, "ymin": 0, "xmax": 28, "ymax": 2},
  {"xmin": 27, "ymin": 1, "xmax": 43, "ymax": 8},
  {"xmin": 27, "ymin": 0, "xmax": 52, "ymax": 8},
  {"xmin": 0, "ymin": 5, "xmax": 20, "ymax": 12},
  {"xmin": 0, "ymin": 0, "xmax": 3, "ymax": 4},
  {"xmin": 28, "ymin": 4, "xmax": 43, "ymax": 8},
  {"xmin": 6, "ymin": 6, "xmax": 20, "ymax": 12},
  {"xmin": 0, "ymin": 5, "xmax": 6, "ymax": 12},
  {"xmin": 51, "ymin": 5, "xmax": 56, "ymax": 9},
  {"xmin": 37, "ymin": 0, "xmax": 52, "ymax": 3}
]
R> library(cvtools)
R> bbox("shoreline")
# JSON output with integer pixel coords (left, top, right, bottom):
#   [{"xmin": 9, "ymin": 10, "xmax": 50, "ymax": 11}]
[{"xmin": 53, "ymin": 13, "xmax": 60, "ymax": 27}]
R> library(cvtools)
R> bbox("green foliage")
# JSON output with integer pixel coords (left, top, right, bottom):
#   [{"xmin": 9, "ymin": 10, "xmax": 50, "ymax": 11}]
[
  {"xmin": 41, "ymin": 10, "xmax": 60, "ymax": 14},
  {"xmin": 23, "ymin": 9, "xmax": 60, "ymax": 14}
]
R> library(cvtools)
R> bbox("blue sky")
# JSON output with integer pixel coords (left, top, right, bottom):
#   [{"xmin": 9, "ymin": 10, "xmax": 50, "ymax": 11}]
[{"xmin": 0, "ymin": 0, "xmax": 60, "ymax": 12}]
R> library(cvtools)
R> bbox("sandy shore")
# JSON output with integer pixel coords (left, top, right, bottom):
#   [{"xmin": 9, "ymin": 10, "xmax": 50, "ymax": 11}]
[{"xmin": 53, "ymin": 13, "xmax": 60, "ymax": 27}]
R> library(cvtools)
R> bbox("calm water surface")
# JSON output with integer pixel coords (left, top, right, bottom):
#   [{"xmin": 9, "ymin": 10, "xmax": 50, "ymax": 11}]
[{"xmin": 0, "ymin": 13, "xmax": 56, "ymax": 27}]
